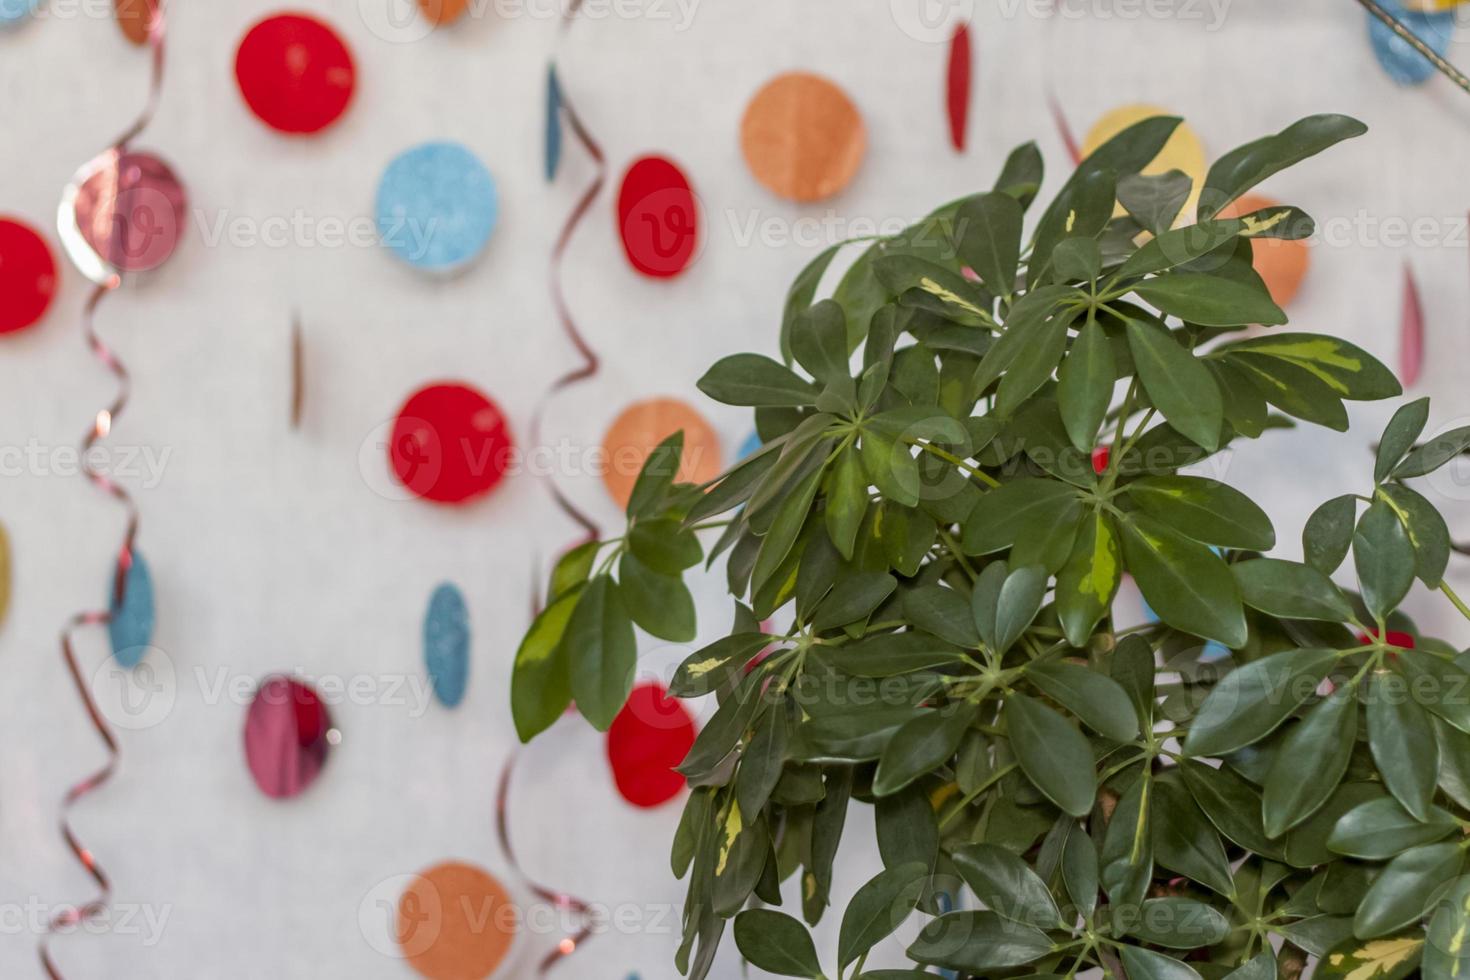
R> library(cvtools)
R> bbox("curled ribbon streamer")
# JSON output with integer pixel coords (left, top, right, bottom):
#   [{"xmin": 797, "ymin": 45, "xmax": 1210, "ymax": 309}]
[
  {"xmin": 1355, "ymin": 0, "xmax": 1470, "ymax": 94},
  {"xmin": 43, "ymin": 5, "xmax": 168, "ymax": 977},
  {"xmin": 494, "ymin": 9, "xmax": 605, "ymax": 975},
  {"xmin": 494, "ymin": 756, "xmax": 596, "ymax": 974}
]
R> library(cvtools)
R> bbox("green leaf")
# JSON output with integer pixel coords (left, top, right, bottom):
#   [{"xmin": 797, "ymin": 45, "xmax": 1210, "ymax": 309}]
[
  {"xmin": 824, "ymin": 447, "xmax": 868, "ymax": 560},
  {"xmin": 1119, "ymin": 944, "xmax": 1205, "ymax": 980},
  {"xmin": 873, "ymin": 255, "xmax": 992, "ymax": 324},
  {"xmin": 1233, "ymin": 558, "xmax": 1354, "ymax": 622},
  {"xmin": 791, "ymin": 299, "xmax": 851, "ymax": 387},
  {"xmin": 971, "ymin": 284, "xmax": 1075, "ymax": 394},
  {"xmin": 619, "ymin": 552, "xmax": 696, "ymax": 642},
  {"xmin": 837, "ymin": 863, "xmax": 927, "ymax": 973},
  {"xmin": 859, "ymin": 424, "xmax": 920, "ymax": 508},
  {"xmin": 1151, "ymin": 781, "xmax": 1233, "ymax": 897},
  {"xmin": 780, "ymin": 243, "xmax": 842, "ymax": 362},
  {"xmin": 1355, "ymin": 499, "xmax": 1417, "ymax": 621},
  {"xmin": 698, "ymin": 353, "xmax": 818, "ymax": 407},
  {"xmin": 901, "ymin": 585, "xmax": 980, "ymax": 648},
  {"xmin": 1381, "ymin": 483, "xmax": 1452, "ymax": 587},
  {"xmin": 627, "ymin": 431, "xmax": 683, "ymax": 517},
  {"xmin": 548, "ymin": 540, "xmax": 598, "ymax": 602},
  {"xmin": 1055, "ymin": 510, "xmax": 1123, "ymax": 648},
  {"xmin": 1133, "ymin": 272, "xmax": 1287, "ymax": 328},
  {"xmin": 1184, "ymin": 648, "xmax": 1339, "ymax": 757},
  {"xmin": 510, "ymin": 587, "xmax": 580, "ymax": 741},
  {"xmin": 995, "ymin": 306, "xmax": 1072, "ymax": 417},
  {"xmin": 809, "ymin": 571, "xmax": 896, "ymax": 631},
  {"xmin": 1423, "ymin": 875, "xmax": 1470, "ymax": 980},
  {"xmin": 671, "ymin": 633, "xmax": 771, "ymax": 698},
  {"xmin": 1057, "ymin": 320, "xmax": 1116, "ymax": 452},
  {"xmin": 1318, "ymin": 934, "xmax": 1424, "ymax": 980},
  {"xmin": 1229, "ymin": 350, "xmax": 1348, "ymax": 431},
  {"xmin": 1304, "ymin": 494, "xmax": 1358, "ymax": 575},
  {"xmin": 832, "ymin": 631, "xmax": 964, "ymax": 678},
  {"xmin": 1126, "ymin": 318, "xmax": 1224, "ymax": 450},
  {"xmin": 994, "ymin": 140, "xmax": 1044, "ymax": 206},
  {"xmin": 1053, "ymin": 237, "xmax": 1102, "ymax": 282},
  {"xmin": 873, "ymin": 704, "xmax": 975, "ymax": 797},
  {"xmin": 753, "ymin": 464, "xmax": 824, "ymax": 593},
  {"xmin": 1126, "ymin": 475, "xmax": 1275, "ymax": 550},
  {"xmin": 1122, "ymin": 218, "xmax": 1256, "ymax": 278},
  {"xmin": 1060, "ymin": 822, "xmax": 1099, "ymax": 919},
  {"xmin": 1025, "ymin": 660, "xmax": 1138, "ymax": 742},
  {"xmin": 1007, "ymin": 693, "xmax": 1096, "ymax": 817},
  {"xmin": 1377, "ymin": 398, "xmax": 1431, "ymax": 483},
  {"xmin": 679, "ymin": 669, "xmax": 763, "ymax": 780},
  {"xmin": 735, "ymin": 702, "xmax": 789, "ymax": 818},
  {"xmin": 1117, "ymin": 170, "xmax": 1192, "ymax": 236},
  {"xmin": 906, "ymin": 911, "xmax": 1053, "ymax": 972},
  {"xmin": 1397, "ymin": 424, "xmax": 1470, "ymax": 479},
  {"xmin": 1356, "ymin": 842, "xmax": 1465, "ymax": 939},
  {"xmin": 1118, "ymin": 514, "xmax": 1246, "ymax": 648},
  {"xmin": 874, "ymin": 784, "xmax": 939, "ymax": 873},
  {"xmin": 951, "ymin": 842, "xmax": 1062, "ymax": 929},
  {"xmin": 1100, "ymin": 774, "xmax": 1153, "ymax": 908},
  {"xmin": 1262, "ymin": 685, "xmax": 1359, "ymax": 837},
  {"xmin": 1400, "ymin": 653, "xmax": 1470, "ymax": 735},
  {"xmin": 1368, "ymin": 669, "xmax": 1439, "ymax": 820},
  {"xmin": 971, "ymin": 561, "xmax": 1047, "ymax": 655},
  {"xmin": 1199, "ymin": 114, "xmax": 1368, "ymax": 220},
  {"xmin": 732, "ymin": 909, "xmax": 824, "ymax": 978},
  {"xmin": 1120, "ymin": 896, "xmax": 1230, "ymax": 949},
  {"xmin": 962, "ymin": 478, "xmax": 1079, "ymax": 555},
  {"xmin": 1222, "ymin": 333, "xmax": 1402, "ymax": 402},
  {"xmin": 628, "ymin": 517, "xmax": 703, "ymax": 575},
  {"xmin": 1179, "ymin": 759, "xmax": 1279, "ymax": 858},
  {"xmin": 1224, "ymin": 953, "xmax": 1279, "ymax": 980},
  {"xmin": 954, "ymin": 192, "xmax": 1023, "ymax": 296},
  {"xmin": 1329, "ymin": 796, "xmax": 1458, "ymax": 860},
  {"xmin": 566, "ymin": 575, "xmax": 637, "ymax": 731}
]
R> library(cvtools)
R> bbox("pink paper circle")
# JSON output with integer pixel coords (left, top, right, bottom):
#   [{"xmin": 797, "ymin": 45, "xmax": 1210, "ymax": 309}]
[
  {"xmin": 63, "ymin": 149, "xmax": 187, "ymax": 280},
  {"xmin": 244, "ymin": 676, "xmax": 333, "ymax": 799}
]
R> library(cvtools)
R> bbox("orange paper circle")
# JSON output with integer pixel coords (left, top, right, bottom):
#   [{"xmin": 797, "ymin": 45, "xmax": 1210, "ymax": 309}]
[
  {"xmin": 418, "ymin": 0, "xmax": 471, "ymax": 25},
  {"xmin": 397, "ymin": 862, "xmax": 517, "ymax": 980},
  {"xmin": 114, "ymin": 0, "xmax": 156, "ymax": 45},
  {"xmin": 740, "ymin": 72, "xmax": 866, "ymax": 203},
  {"xmin": 1219, "ymin": 193, "xmax": 1310, "ymax": 308},
  {"xmin": 601, "ymin": 398, "xmax": 722, "ymax": 510},
  {"xmin": 1082, "ymin": 104, "xmax": 1205, "ymax": 221}
]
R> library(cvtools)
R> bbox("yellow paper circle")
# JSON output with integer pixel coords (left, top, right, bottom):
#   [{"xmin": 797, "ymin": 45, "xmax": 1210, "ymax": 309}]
[
  {"xmin": 740, "ymin": 72, "xmax": 867, "ymax": 203},
  {"xmin": 1082, "ymin": 104, "xmax": 1206, "ymax": 221},
  {"xmin": 601, "ymin": 398, "xmax": 722, "ymax": 510},
  {"xmin": 1219, "ymin": 193, "xmax": 1310, "ymax": 308}
]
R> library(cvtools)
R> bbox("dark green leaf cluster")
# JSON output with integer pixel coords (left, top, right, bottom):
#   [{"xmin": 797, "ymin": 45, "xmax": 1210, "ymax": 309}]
[{"xmin": 511, "ymin": 114, "xmax": 1470, "ymax": 980}]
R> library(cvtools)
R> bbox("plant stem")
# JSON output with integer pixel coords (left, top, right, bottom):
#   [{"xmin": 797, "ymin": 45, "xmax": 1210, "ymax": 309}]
[
  {"xmin": 1442, "ymin": 580, "xmax": 1470, "ymax": 626},
  {"xmin": 910, "ymin": 440, "xmax": 1001, "ymax": 489}
]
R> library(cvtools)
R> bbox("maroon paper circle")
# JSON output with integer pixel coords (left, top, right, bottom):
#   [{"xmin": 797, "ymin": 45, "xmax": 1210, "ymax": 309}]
[
  {"xmin": 68, "ymin": 149, "xmax": 187, "ymax": 276},
  {"xmin": 244, "ymin": 676, "xmax": 333, "ymax": 799}
]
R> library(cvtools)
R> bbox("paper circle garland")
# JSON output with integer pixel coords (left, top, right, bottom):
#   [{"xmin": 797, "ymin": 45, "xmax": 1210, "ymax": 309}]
[
  {"xmin": 398, "ymin": 861, "xmax": 518, "ymax": 979},
  {"xmin": 113, "ymin": 0, "xmax": 156, "ymax": 45},
  {"xmin": 244, "ymin": 676, "xmax": 333, "ymax": 799},
  {"xmin": 617, "ymin": 155, "xmax": 700, "ymax": 279},
  {"xmin": 0, "ymin": 0, "xmax": 39, "ymax": 28},
  {"xmin": 1219, "ymin": 193, "xmax": 1310, "ymax": 308},
  {"xmin": 108, "ymin": 549, "xmax": 155, "ymax": 668},
  {"xmin": 234, "ymin": 13, "xmax": 356, "ymax": 135},
  {"xmin": 1369, "ymin": 0, "xmax": 1455, "ymax": 85},
  {"xmin": 390, "ymin": 382, "xmax": 514, "ymax": 505},
  {"xmin": 418, "ymin": 0, "xmax": 471, "ymax": 26},
  {"xmin": 741, "ymin": 72, "xmax": 866, "ymax": 203},
  {"xmin": 424, "ymin": 582, "xmax": 470, "ymax": 708},
  {"xmin": 0, "ymin": 217, "xmax": 58, "ymax": 335},
  {"xmin": 1082, "ymin": 104, "xmax": 1205, "ymax": 219},
  {"xmin": 601, "ymin": 398, "xmax": 722, "ymax": 510},
  {"xmin": 59, "ymin": 150, "xmax": 187, "ymax": 283},
  {"xmin": 606, "ymin": 683, "xmax": 697, "ymax": 808},
  {"xmin": 377, "ymin": 142, "xmax": 499, "ymax": 273}
]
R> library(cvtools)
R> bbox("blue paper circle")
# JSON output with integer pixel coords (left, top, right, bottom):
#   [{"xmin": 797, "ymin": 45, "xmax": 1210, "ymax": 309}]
[
  {"xmin": 424, "ymin": 582, "xmax": 470, "ymax": 708},
  {"xmin": 0, "ymin": 0, "xmax": 41, "ymax": 28},
  {"xmin": 737, "ymin": 430, "xmax": 763, "ymax": 461},
  {"xmin": 109, "ymin": 551, "xmax": 155, "ymax": 669},
  {"xmin": 1368, "ymin": 0, "xmax": 1455, "ymax": 87},
  {"xmin": 376, "ymin": 141, "xmax": 499, "ymax": 272}
]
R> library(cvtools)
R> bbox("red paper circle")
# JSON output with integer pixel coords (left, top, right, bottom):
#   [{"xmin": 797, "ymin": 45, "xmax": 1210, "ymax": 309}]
[
  {"xmin": 390, "ymin": 382, "xmax": 514, "ymax": 505},
  {"xmin": 606, "ymin": 683, "xmax": 696, "ymax": 808},
  {"xmin": 617, "ymin": 155, "xmax": 699, "ymax": 279},
  {"xmin": 234, "ymin": 13, "xmax": 356, "ymax": 135},
  {"xmin": 244, "ymin": 676, "xmax": 333, "ymax": 799},
  {"xmin": 0, "ymin": 218, "xmax": 58, "ymax": 335}
]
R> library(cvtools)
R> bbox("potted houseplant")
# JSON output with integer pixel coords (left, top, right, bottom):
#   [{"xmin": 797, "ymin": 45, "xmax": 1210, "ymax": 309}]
[{"xmin": 512, "ymin": 112, "xmax": 1470, "ymax": 980}]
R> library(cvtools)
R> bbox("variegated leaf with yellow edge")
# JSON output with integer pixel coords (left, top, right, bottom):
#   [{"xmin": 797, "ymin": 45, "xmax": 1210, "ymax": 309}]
[
  {"xmin": 1319, "ymin": 934, "xmax": 1425, "ymax": 980},
  {"xmin": 1425, "ymin": 875, "xmax": 1470, "ymax": 980}
]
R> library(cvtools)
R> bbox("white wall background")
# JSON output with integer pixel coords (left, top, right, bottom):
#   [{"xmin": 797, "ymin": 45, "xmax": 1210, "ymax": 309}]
[{"xmin": 2, "ymin": 0, "xmax": 1470, "ymax": 976}]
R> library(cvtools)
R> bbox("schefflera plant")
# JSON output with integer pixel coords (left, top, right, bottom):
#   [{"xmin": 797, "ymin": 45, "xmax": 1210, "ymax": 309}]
[{"xmin": 512, "ymin": 113, "xmax": 1470, "ymax": 980}]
